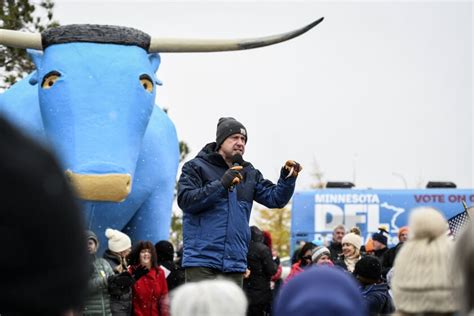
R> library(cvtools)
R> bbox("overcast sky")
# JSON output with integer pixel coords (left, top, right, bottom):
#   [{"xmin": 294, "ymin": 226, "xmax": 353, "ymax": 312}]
[{"xmin": 49, "ymin": 0, "xmax": 473, "ymax": 190}]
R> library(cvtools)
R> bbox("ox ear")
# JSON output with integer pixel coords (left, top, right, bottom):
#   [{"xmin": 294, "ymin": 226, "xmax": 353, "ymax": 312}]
[
  {"xmin": 28, "ymin": 71, "xmax": 39, "ymax": 85},
  {"xmin": 27, "ymin": 49, "xmax": 43, "ymax": 68},
  {"xmin": 148, "ymin": 53, "xmax": 163, "ymax": 86},
  {"xmin": 148, "ymin": 53, "xmax": 161, "ymax": 73},
  {"xmin": 27, "ymin": 49, "xmax": 43, "ymax": 85}
]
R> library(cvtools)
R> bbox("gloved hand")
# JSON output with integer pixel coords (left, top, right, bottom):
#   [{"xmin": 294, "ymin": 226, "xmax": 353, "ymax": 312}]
[
  {"xmin": 221, "ymin": 166, "xmax": 243, "ymax": 189},
  {"xmin": 132, "ymin": 265, "xmax": 149, "ymax": 281},
  {"xmin": 114, "ymin": 271, "xmax": 135, "ymax": 287},
  {"xmin": 281, "ymin": 160, "xmax": 302, "ymax": 178}
]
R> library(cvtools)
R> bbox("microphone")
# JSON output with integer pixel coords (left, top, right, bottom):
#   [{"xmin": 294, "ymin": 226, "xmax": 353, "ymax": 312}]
[
  {"xmin": 229, "ymin": 154, "xmax": 244, "ymax": 191},
  {"xmin": 231, "ymin": 153, "xmax": 244, "ymax": 167}
]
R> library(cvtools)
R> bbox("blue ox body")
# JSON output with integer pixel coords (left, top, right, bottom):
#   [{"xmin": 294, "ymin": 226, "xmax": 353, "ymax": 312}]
[{"xmin": 0, "ymin": 20, "xmax": 323, "ymax": 249}]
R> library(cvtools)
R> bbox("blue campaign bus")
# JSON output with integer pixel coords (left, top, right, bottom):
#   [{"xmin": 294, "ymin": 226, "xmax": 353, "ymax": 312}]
[{"xmin": 290, "ymin": 189, "xmax": 474, "ymax": 253}]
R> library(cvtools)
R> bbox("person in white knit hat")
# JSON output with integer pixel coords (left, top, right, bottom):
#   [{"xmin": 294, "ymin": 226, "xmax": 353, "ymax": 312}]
[
  {"xmin": 454, "ymin": 220, "xmax": 474, "ymax": 316},
  {"xmin": 391, "ymin": 207, "xmax": 458, "ymax": 315},
  {"xmin": 102, "ymin": 228, "xmax": 134, "ymax": 316},
  {"xmin": 104, "ymin": 228, "xmax": 132, "ymax": 262},
  {"xmin": 334, "ymin": 232, "xmax": 362, "ymax": 272}
]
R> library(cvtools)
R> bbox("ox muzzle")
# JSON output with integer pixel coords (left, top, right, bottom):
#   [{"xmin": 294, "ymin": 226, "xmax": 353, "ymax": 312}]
[{"xmin": 65, "ymin": 170, "xmax": 131, "ymax": 202}]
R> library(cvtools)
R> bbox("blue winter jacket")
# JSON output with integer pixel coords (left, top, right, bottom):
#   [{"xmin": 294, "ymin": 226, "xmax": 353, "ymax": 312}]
[
  {"xmin": 361, "ymin": 283, "xmax": 395, "ymax": 315},
  {"xmin": 177, "ymin": 142, "xmax": 296, "ymax": 272}
]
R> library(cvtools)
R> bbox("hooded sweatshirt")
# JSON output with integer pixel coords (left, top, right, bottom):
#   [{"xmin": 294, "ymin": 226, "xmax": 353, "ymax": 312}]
[{"xmin": 244, "ymin": 226, "xmax": 277, "ymax": 306}]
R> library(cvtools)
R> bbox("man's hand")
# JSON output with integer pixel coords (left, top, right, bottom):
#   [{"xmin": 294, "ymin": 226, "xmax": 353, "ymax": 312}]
[
  {"xmin": 281, "ymin": 160, "xmax": 302, "ymax": 178},
  {"xmin": 221, "ymin": 166, "xmax": 243, "ymax": 189},
  {"xmin": 244, "ymin": 268, "xmax": 251, "ymax": 279}
]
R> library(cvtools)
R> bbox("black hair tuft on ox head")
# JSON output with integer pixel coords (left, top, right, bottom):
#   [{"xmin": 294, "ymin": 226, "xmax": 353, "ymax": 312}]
[{"xmin": 42, "ymin": 24, "xmax": 151, "ymax": 51}]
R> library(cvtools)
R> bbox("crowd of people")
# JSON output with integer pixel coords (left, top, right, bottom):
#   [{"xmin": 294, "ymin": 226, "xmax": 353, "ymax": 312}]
[
  {"xmin": 272, "ymin": 206, "xmax": 472, "ymax": 316},
  {"xmin": 68, "ymin": 204, "xmax": 472, "ymax": 316},
  {"xmin": 80, "ymin": 229, "xmax": 186, "ymax": 316},
  {"xmin": 74, "ymin": 204, "xmax": 473, "ymax": 316}
]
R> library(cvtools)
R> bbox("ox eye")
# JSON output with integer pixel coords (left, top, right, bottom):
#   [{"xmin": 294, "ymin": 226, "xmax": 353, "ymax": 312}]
[
  {"xmin": 41, "ymin": 71, "xmax": 61, "ymax": 89},
  {"xmin": 139, "ymin": 74, "xmax": 153, "ymax": 93}
]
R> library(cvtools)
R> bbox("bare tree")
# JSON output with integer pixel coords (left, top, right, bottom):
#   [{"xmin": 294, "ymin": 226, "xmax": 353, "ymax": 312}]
[{"xmin": 310, "ymin": 156, "xmax": 325, "ymax": 189}]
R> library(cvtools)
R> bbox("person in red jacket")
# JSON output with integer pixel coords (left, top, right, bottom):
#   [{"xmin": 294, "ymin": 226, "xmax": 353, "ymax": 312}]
[
  {"xmin": 128, "ymin": 241, "xmax": 169, "ymax": 316},
  {"xmin": 285, "ymin": 242, "xmax": 316, "ymax": 283}
]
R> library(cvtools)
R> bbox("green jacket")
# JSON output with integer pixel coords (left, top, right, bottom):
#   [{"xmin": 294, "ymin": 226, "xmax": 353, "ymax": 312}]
[{"xmin": 83, "ymin": 257, "xmax": 114, "ymax": 315}]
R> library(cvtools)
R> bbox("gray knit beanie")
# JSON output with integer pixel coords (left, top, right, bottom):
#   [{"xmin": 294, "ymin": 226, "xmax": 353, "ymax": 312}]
[
  {"xmin": 215, "ymin": 117, "xmax": 247, "ymax": 149},
  {"xmin": 311, "ymin": 246, "xmax": 331, "ymax": 263}
]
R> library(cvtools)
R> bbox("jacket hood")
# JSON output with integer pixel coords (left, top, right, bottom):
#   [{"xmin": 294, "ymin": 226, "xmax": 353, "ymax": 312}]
[
  {"xmin": 155, "ymin": 240, "xmax": 174, "ymax": 262},
  {"xmin": 196, "ymin": 142, "xmax": 228, "ymax": 167},
  {"xmin": 362, "ymin": 283, "xmax": 390, "ymax": 293},
  {"xmin": 251, "ymin": 226, "xmax": 264, "ymax": 243},
  {"xmin": 262, "ymin": 230, "xmax": 273, "ymax": 249},
  {"xmin": 197, "ymin": 142, "xmax": 252, "ymax": 169},
  {"xmin": 86, "ymin": 230, "xmax": 99, "ymax": 249}
]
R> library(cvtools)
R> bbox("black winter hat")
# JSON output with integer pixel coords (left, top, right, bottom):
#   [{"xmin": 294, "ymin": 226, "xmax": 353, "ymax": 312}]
[
  {"xmin": 215, "ymin": 117, "xmax": 247, "ymax": 149},
  {"xmin": 155, "ymin": 240, "xmax": 174, "ymax": 262},
  {"xmin": 353, "ymin": 255, "xmax": 382, "ymax": 282},
  {"xmin": 0, "ymin": 116, "xmax": 89, "ymax": 314},
  {"xmin": 372, "ymin": 228, "xmax": 388, "ymax": 246}
]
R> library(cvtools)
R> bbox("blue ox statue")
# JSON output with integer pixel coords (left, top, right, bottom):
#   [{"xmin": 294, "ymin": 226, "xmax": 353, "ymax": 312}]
[{"xmin": 0, "ymin": 18, "xmax": 323, "ymax": 249}]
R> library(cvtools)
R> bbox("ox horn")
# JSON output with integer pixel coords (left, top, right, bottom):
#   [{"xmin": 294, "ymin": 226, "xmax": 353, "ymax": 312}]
[
  {"xmin": 0, "ymin": 29, "xmax": 42, "ymax": 50},
  {"xmin": 148, "ymin": 17, "xmax": 324, "ymax": 53}
]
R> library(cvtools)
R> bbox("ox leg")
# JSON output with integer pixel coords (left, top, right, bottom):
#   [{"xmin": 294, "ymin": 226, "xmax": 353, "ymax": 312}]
[
  {"xmin": 127, "ymin": 184, "xmax": 175, "ymax": 243},
  {"xmin": 125, "ymin": 106, "xmax": 179, "ymax": 243}
]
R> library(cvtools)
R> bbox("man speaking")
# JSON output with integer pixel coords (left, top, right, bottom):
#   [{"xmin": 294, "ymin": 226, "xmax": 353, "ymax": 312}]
[{"xmin": 177, "ymin": 117, "xmax": 301, "ymax": 286}]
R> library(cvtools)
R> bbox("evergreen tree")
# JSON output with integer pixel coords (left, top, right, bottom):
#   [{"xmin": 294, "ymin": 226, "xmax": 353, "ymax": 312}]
[
  {"xmin": 169, "ymin": 140, "xmax": 190, "ymax": 248},
  {"xmin": 0, "ymin": 0, "xmax": 59, "ymax": 89}
]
